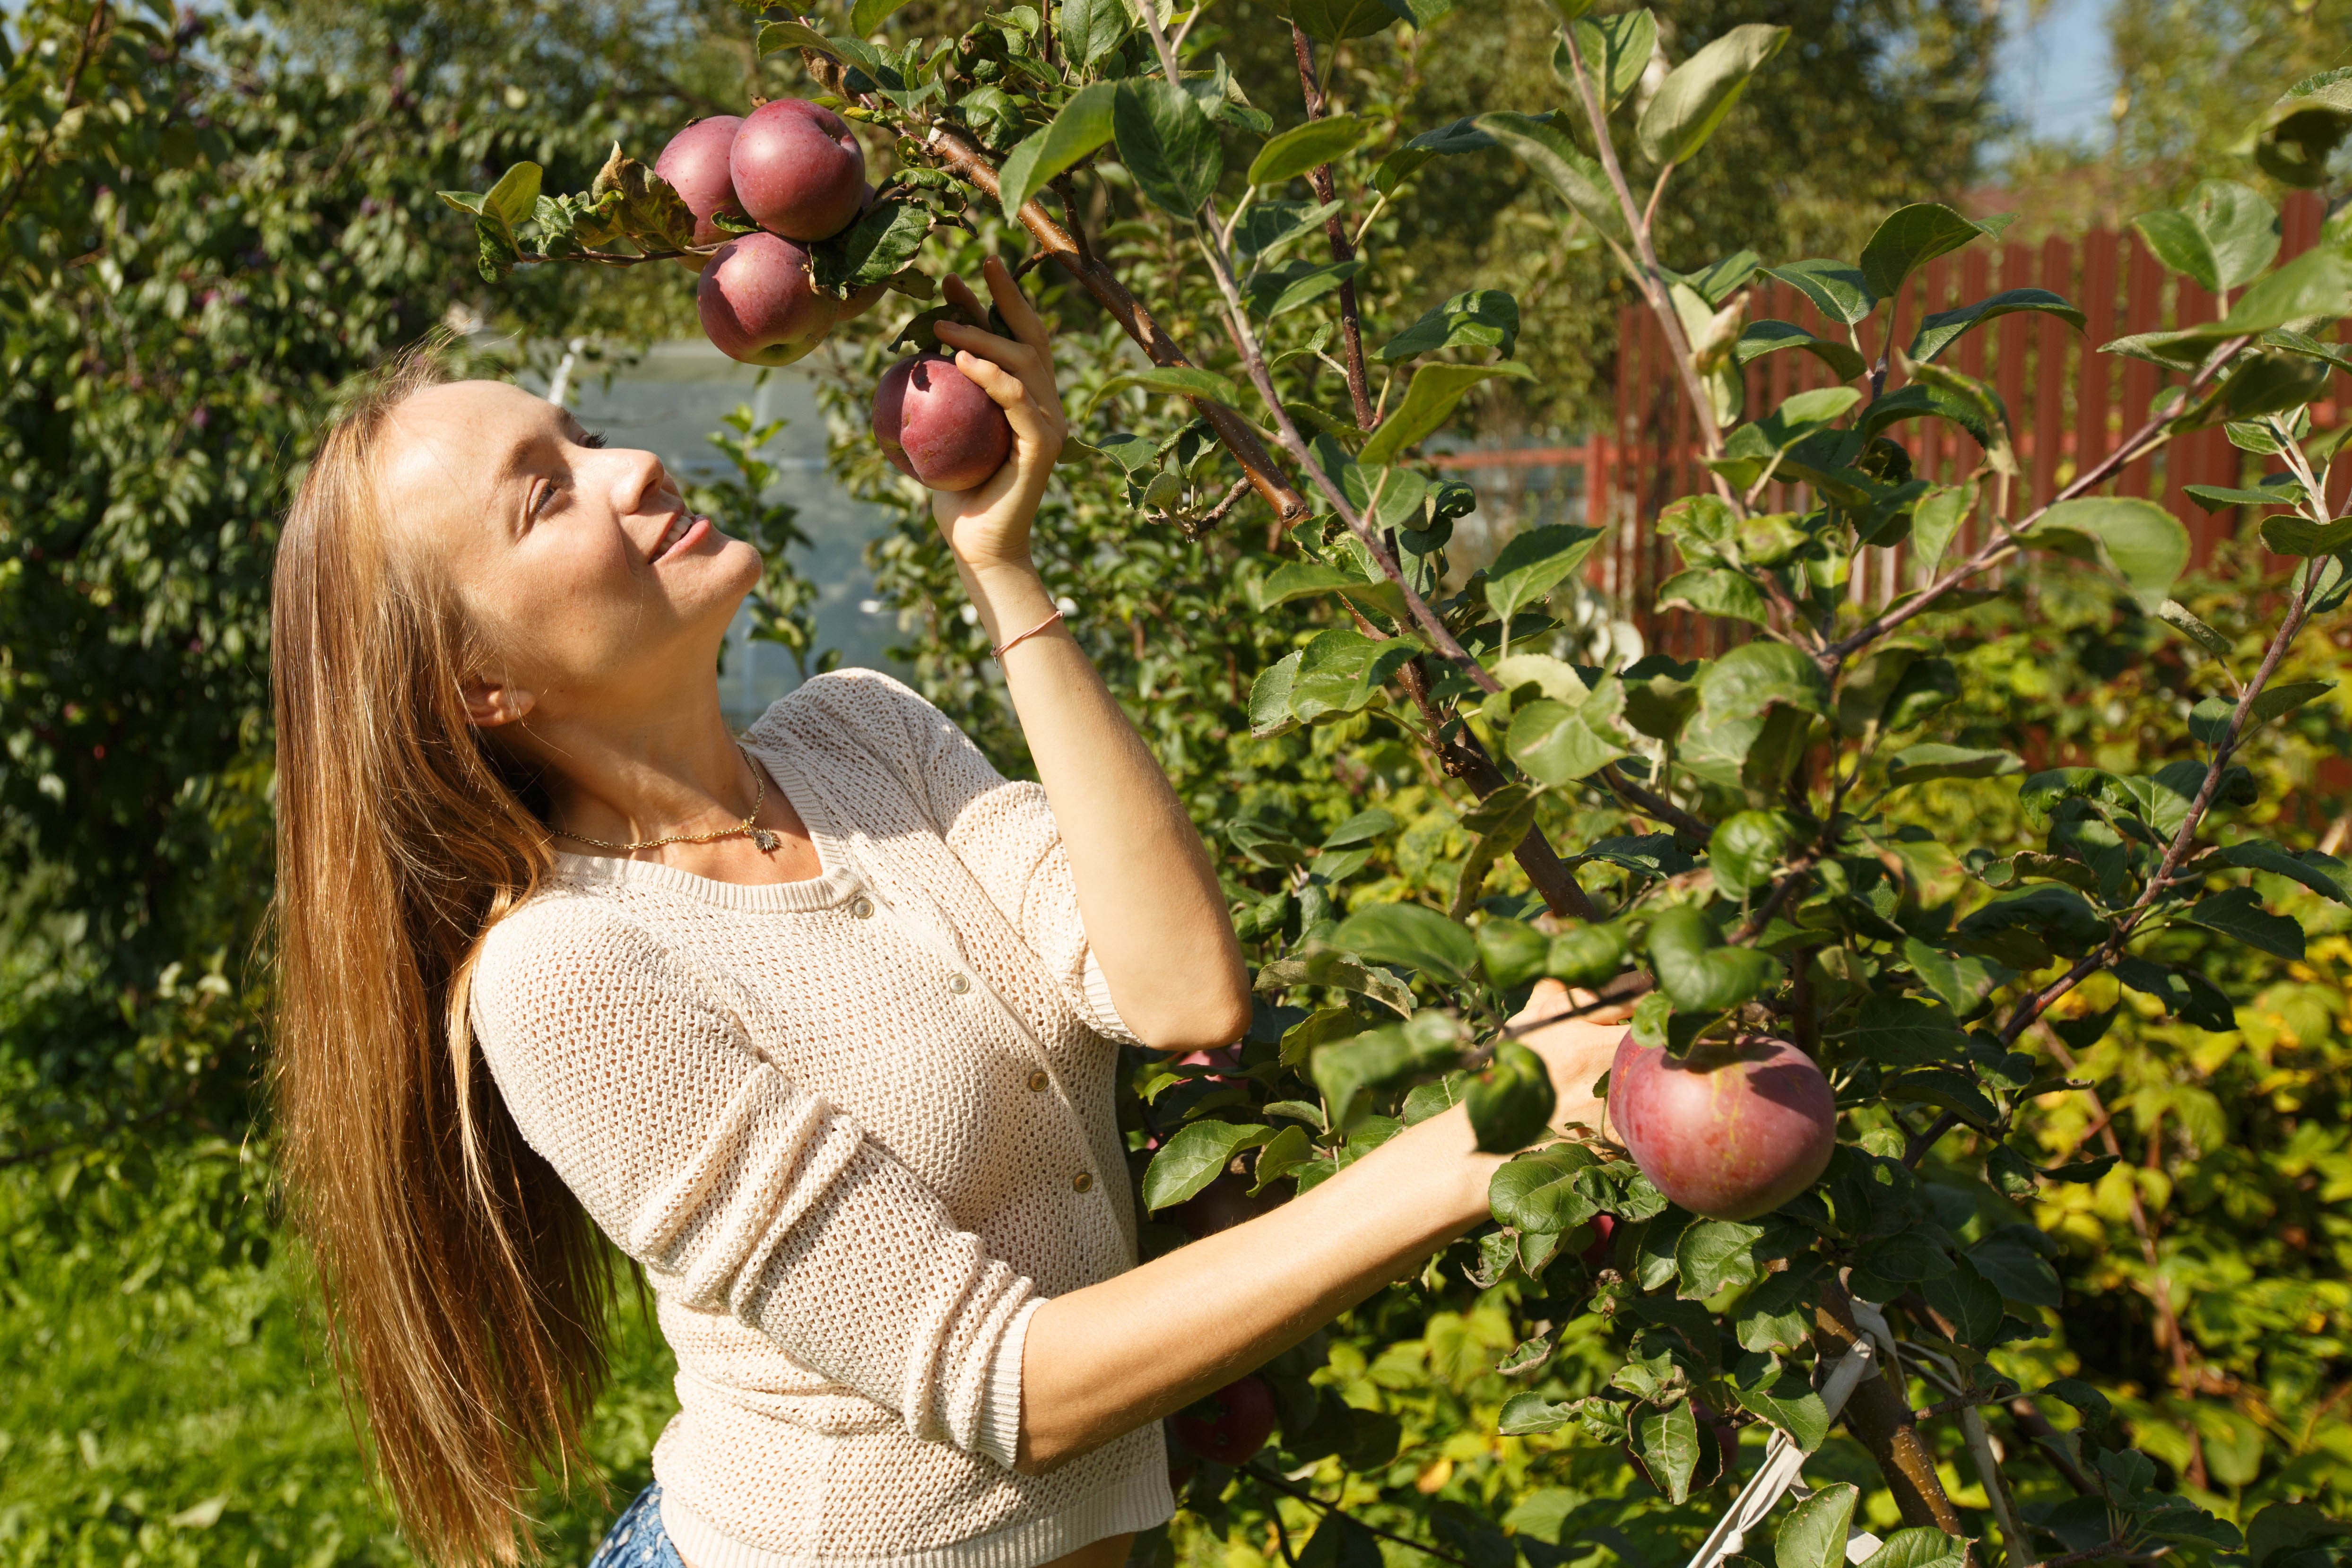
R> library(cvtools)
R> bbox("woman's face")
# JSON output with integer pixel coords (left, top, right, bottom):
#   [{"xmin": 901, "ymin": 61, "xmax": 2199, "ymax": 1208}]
[{"xmin": 379, "ymin": 379, "xmax": 761, "ymax": 725}]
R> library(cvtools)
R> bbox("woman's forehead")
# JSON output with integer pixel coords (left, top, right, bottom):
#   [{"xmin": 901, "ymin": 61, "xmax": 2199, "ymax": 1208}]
[{"xmin": 378, "ymin": 380, "xmax": 556, "ymax": 512}]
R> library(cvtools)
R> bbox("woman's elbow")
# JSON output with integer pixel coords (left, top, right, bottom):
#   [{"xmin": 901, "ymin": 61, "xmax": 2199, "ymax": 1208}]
[{"xmin": 1128, "ymin": 977, "xmax": 1253, "ymax": 1054}]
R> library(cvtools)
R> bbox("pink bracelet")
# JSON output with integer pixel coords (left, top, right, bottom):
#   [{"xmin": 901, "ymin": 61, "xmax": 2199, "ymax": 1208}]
[{"xmin": 990, "ymin": 606, "xmax": 1065, "ymax": 659}]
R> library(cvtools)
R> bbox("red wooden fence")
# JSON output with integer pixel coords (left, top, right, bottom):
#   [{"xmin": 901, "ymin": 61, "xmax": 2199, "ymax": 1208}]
[{"xmin": 1437, "ymin": 190, "xmax": 2351, "ymax": 656}]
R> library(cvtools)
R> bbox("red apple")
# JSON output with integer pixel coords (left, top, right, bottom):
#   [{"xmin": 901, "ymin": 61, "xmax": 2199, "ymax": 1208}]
[
  {"xmin": 655, "ymin": 114, "xmax": 745, "ymax": 267},
  {"xmin": 730, "ymin": 99, "xmax": 866, "ymax": 243},
  {"xmin": 1579, "ymin": 1212, "xmax": 1617, "ymax": 1266},
  {"xmin": 871, "ymin": 353, "xmax": 1013, "ymax": 492},
  {"xmin": 1171, "ymin": 1376, "xmax": 1276, "ymax": 1467},
  {"xmin": 1607, "ymin": 1032, "xmax": 1836, "ymax": 1221},
  {"xmin": 696, "ymin": 231, "xmax": 839, "ymax": 366}
]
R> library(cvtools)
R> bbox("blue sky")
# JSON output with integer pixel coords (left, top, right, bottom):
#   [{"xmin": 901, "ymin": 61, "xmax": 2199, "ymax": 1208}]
[{"xmin": 1995, "ymin": 0, "xmax": 2118, "ymax": 146}]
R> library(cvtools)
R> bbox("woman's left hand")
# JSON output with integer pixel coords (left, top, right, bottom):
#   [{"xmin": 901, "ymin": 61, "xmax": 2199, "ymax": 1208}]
[{"xmin": 929, "ymin": 256, "xmax": 1065, "ymax": 577}]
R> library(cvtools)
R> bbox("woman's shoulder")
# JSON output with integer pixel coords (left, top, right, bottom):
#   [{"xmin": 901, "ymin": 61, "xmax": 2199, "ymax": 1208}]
[
  {"xmin": 744, "ymin": 667, "xmax": 959, "ymax": 763},
  {"xmin": 471, "ymin": 884, "xmax": 672, "ymax": 1007}
]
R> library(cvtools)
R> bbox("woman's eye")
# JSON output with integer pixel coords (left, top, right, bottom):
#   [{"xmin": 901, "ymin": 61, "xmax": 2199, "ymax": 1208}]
[{"xmin": 578, "ymin": 429, "xmax": 608, "ymax": 450}]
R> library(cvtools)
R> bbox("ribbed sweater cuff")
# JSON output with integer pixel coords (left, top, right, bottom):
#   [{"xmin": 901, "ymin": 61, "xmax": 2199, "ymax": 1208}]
[
  {"xmin": 1078, "ymin": 953, "xmax": 1142, "ymax": 1045},
  {"xmin": 975, "ymin": 1296, "xmax": 1045, "ymax": 1470}
]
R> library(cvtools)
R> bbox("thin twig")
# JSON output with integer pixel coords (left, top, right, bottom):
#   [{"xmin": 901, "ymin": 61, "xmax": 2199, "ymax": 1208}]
[
  {"xmin": 0, "ymin": 0, "xmax": 110, "ymax": 235},
  {"xmin": 1290, "ymin": 25, "xmax": 1377, "ymax": 431},
  {"xmin": 1243, "ymin": 1464, "xmax": 1477, "ymax": 1568}
]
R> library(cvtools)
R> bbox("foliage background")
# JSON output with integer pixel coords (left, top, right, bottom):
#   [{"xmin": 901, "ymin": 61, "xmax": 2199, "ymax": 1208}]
[{"xmin": 2, "ymin": 1, "xmax": 2348, "ymax": 1567}]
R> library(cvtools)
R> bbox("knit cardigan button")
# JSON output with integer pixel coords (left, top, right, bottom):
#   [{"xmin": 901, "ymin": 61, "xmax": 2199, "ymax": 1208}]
[
  {"xmin": 947, "ymin": 973, "xmax": 972, "ymax": 994},
  {"xmin": 850, "ymin": 896, "xmax": 875, "ymax": 918},
  {"xmin": 1072, "ymin": 1171, "xmax": 1094, "ymax": 1193},
  {"xmin": 1027, "ymin": 1070, "xmax": 1049, "ymax": 1092}
]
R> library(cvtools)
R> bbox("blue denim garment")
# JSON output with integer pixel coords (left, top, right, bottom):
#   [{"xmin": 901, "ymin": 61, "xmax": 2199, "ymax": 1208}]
[{"xmin": 587, "ymin": 1484, "xmax": 685, "ymax": 1568}]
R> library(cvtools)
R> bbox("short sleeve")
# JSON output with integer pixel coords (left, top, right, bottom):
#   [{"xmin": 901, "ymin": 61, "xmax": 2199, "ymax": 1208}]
[
  {"xmin": 469, "ymin": 898, "xmax": 1037, "ymax": 1466},
  {"xmin": 798, "ymin": 671, "xmax": 1141, "ymax": 1045}
]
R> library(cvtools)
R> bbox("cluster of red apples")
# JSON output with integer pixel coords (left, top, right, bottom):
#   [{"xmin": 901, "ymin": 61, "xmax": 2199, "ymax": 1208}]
[{"xmin": 656, "ymin": 104, "xmax": 1013, "ymax": 494}]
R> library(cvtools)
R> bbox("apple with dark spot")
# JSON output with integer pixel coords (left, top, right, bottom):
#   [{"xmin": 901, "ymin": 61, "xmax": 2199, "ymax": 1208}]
[
  {"xmin": 729, "ymin": 99, "xmax": 865, "ymax": 243},
  {"xmin": 696, "ymin": 231, "xmax": 838, "ymax": 366},
  {"xmin": 1606, "ymin": 1031, "xmax": 1836, "ymax": 1221},
  {"xmin": 654, "ymin": 115, "xmax": 745, "ymax": 268},
  {"xmin": 870, "ymin": 353, "xmax": 1013, "ymax": 492},
  {"xmin": 1171, "ymin": 1376, "xmax": 1276, "ymax": 1467}
]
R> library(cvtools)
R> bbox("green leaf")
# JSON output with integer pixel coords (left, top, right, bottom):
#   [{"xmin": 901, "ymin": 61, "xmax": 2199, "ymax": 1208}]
[
  {"xmin": 1546, "ymin": 923, "xmax": 1629, "ymax": 988},
  {"xmin": 1564, "ymin": 9, "xmax": 1657, "ymax": 112},
  {"xmin": 1857, "ymin": 1527, "xmax": 1970, "ymax": 1568},
  {"xmin": 1234, "ymin": 199, "xmax": 1346, "ymax": 264},
  {"xmin": 1508, "ymin": 697, "xmax": 1632, "ymax": 785},
  {"xmin": 481, "ymin": 160, "xmax": 543, "ymax": 234},
  {"xmin": 1250, "ymin": 650, "xmax": 1304, "ymax": 737},
  {"xmin": 1359, "ymin": 361, "xmax": 1536, "ymax": 467},
  {"xmin": 1657, "ymin": 567, "xmax": 1771, "ymax": 628},
  {"xmin": 1141, "ymin": 1120, "xmax": 1275, "ymax": 1210},
  {"xmin": 1249, "ymin": 114, "xmax": 1370, "ymax": 187},
  {"xmin": 2184, "ymin": 477, "xmax": 2300, "ymax": 511},
  {"xmin": 2252, "ymin": 678, "xmax": 2335, "ymax": 724},
  {"xmin": 1250, "ymin": 1124, "xmax": 1315, "ymax": 1193},
  {"xmin": 1331, "ymin": 903, "xmax": 1478, "ymax": 981},
  {"xmin": 1884, "ymin": 1066, "xmax": 2002, "ymax": 1130},
  {"xmin": 1675, "ymin": 1219, "xmax": 1765, "ymax": 1298},
  {"xmin": 1083, "ymin": 364, "xmax": 1241, "ymax": 415},
  {"xmin": 1370, "ymin": 113, "xmax": 1530, "ymax": 196},
  {"xmin": 2031, "ymin": 496, "xmax": 2190, "ymax": 612},
  {"xmin": 2158, "ymin": 599, "xmax": 2235, "ymax": 656},
  {"xmin": 2255, "ymin": 69, "xmax": 2352, "ymax": 188},
  {"xmin": 1777, "ymin": 1484, "xmax": 1861, "ymax": 1568},
  {"xmin": 1288, "ymin": 0, "xmax": 1406, "ymax": 41},
  {"xmin": 1762, "ymin": 260, "xmax": 1874, "ymax": 326},
  {"xmin": 2132, "ymin": 181, "xmax": 2281, "ymax": 294},
  {"xmin": 1058, "ymin": 0, "xmax": 1130, "ymax": 69},
  {"xmin": 1485, "ymin": 523, "xmax": 1604, "ymax": 624},
  {"xmin": 757, "ymin": 19, "xmax": 842, "ymax": 57},
  {"xmin": 1710, "ymin": 810, "xmax": 1794, "ymax": 899},
  {"xmin": 2261, "ymin": 515, "xmax": 2352, "ymax": 556},
  {"xmin": 1909, "ymin": 289, "xmax": 2084, "ymax": 364},
  {"xmin": 1841, "ymin": 996, "xmax": 1968, "ymax": 1065},
  {"xmin": 1735, "ymin": 320, "xmax": 1867, "ymax": 382},
  {"xmin": 2113, "ymin": 957, "xmax": 2237, "ymax": 1031},
  {"xmin": 1245, "ymin": 257, "xmax": 1365, "ymax": 319},
  {"xmin": 1635, "ymin": 24, "xmax": 1789, "ymax": 166},
  {"xmin": 1472, "ymin": 112, "xmax": 1626, "ymax": 239},
  {"xmin": 1918, "ymin": 1254, "xmax": 2005, "ymax": 1347},
  {"xmin": 1286, "ymin": 630, "xmax": 1411, "ymax": 722},
  {"xmin": 1903, "ymin": 940, "xmax": 2012, "ymax": 1017},
  {"xmin": 1468, "ymin": 1040, "xmax": 1558, "ymax": 1153},
  {"xmin": 1379, "ymin": 289, "xmax": 1520, "ymax": 362},
  {"xmin": 2180, "ymin": 886, "xmax": 2306, "ymax": 959},
  {"xmin": 810, "ymin": 197, "xmax": 932, "ymax": 293},
  {"xmin": 1698, "ymin": 641, "xmax": 1834, "ymax": 722},
  {"xmin": 1489, "ymin": 1143, "xmax": 1603, "ymax": 1231},
  {"xmin": 849, "ymin": 0, "xmax": 912, "ymax": 33},
  {"xmin": 1887, "ymin": 744, "xmax": 2023, "ymax": 785},
  {"xmin": 1970, "ymin": 1235, "xmax": 2063, "ymax": 1308},
  {"xmin": 1736, "ymin": 1267, "xmax": 1822, "ymax": 1353},
  {"xmin": 1631, "ymin": 1399, "xmax": 1705, "ymax": 1504},
  {"xmin": 2216, "ymin": 840, "xmax": 2352, "ymax": 905},
  {"xmin": 998, "ymin": 82, "xmax": 1119, "ymax": 218},
  {"xmin": 1112, "ymin": 79, "xmax": 1221, "ymax": 217},
  {"xmin": 1648, "ymin": 906, "xmax": 1775, "ymax": 1014},
  {"xmin": 1451, "ymin": 785, "xmax": 1542, "ymax": 920},
  {"xmin": 1497, "ymin": 1393, "xmax": 1580, "ymax": 1436},
  {"xmin": 1859, "ymin": 203, "xmax": 1996, "ymax": 303},
  {"xmin": 1477, "ymin": 915, "xmax": 1553, "ymax": 991},
  {"xmin": 1323, "ymin": 809, "xmax": 1398, "ymax": 850},
  {"xmin": 1731, "ymin": 1354, "xmax": 1831, "ymax": 1451},
  {"xmin": 1313, "ymin": 1015, "xmax": 1458, "ymax": 1130}
]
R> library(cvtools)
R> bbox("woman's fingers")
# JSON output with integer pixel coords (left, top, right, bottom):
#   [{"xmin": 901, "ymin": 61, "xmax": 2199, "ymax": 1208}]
[
  {"xmin": 951, "ymin": 349, "xmax": 1058, "ymax": 451},
  {"xmin": 980, "ymin": 254, "xmax": 1052, "ymax": 357}
]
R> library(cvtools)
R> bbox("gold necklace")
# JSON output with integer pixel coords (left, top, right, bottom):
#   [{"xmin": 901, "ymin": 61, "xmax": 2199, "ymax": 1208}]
[{"xmin": 555, "ymin": 744, "xmax": 781, "ymax": 855}]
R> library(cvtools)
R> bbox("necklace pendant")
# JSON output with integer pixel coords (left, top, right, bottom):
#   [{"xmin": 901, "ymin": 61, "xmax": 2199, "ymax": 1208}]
[{"xmin": 751, "ymin": 827, "xmax": 781, "ymax": 852}]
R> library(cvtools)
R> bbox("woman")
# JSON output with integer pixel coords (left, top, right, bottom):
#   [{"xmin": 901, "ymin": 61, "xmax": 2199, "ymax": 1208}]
[{"xmin": 270, "ymin": 257, "xmax": 1623, "ymax": 1568}]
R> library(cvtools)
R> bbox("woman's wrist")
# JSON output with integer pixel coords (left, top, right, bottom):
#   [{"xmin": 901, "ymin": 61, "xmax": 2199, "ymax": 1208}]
[{"xmin": 956, "ymin": 558, "xmax": 1054, "ymax": 645}]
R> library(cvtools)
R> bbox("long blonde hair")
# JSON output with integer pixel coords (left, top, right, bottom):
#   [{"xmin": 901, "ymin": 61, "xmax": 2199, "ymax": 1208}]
[{"xmin": 270, "ymin": 338, "xmax": 614, "ymax": 1565}]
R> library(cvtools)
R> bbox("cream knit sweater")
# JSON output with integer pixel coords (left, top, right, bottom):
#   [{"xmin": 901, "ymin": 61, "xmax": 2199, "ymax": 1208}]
[{"xmin": 469, "ymin": 671, "xmax": 1174, "ymax": 1568}]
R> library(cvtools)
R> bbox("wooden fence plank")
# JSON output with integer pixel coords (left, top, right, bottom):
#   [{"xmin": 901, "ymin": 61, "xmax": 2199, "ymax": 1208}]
[
  {"xmin": 2077, "ymin": 229, "xmax": 2119, "ymax": 485},
  {"xmin": 2031, "ymin": 234, "xmax": 2074, "ymax": 507},
  {"xmin": 2118, "ymin": 235, "xmax": 2164, "ymax": 497}
]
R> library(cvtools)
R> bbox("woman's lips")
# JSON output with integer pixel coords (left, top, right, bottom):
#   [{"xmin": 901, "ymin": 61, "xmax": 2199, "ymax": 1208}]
[{"xmin": 652, "ymin": 514, "xmax": 710, "ymax": 564}]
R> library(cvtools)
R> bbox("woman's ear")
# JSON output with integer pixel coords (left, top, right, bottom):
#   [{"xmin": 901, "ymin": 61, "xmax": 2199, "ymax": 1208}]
[{"xmin": 460, "ymin": 676, "xmax": 538, "ymax": 728}]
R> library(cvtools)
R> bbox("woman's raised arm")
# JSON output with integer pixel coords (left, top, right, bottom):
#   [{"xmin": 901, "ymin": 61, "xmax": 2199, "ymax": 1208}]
[{"xmin": 930, "ymin": 257, "xmax": 1250, "ymax": 1054}]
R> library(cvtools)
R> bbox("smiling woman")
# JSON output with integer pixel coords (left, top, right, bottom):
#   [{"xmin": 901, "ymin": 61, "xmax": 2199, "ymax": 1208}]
[{"xmin": 267, "ymin": 268, "xmax": 1624, "ymax": 1568}]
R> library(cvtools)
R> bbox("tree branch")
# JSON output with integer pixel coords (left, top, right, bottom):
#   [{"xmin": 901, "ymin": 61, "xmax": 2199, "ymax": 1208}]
[
  {"xmin": 0, "ymin": 0, "xmax": 113, "ymax": 236},
  {"xmin": 1812, "ymin": 1277, "xmax": 1968, "ymax": 1538},
  {"xmin": 1290, "ymin": 25, "xmax": 1377, "ymax": 431},
  {"xmin": 1243, "ymin": 1464, "xmax": 1476, "ymax": 1568}
]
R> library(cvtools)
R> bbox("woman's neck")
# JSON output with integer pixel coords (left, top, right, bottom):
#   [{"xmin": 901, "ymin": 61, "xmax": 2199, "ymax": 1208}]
[{"xmin": 526, "ymin": 687, "xmax": 757, "ymax": 849}]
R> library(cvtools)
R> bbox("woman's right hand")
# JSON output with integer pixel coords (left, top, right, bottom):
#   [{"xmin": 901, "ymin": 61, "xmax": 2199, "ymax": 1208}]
[{"xmin": 1508, "ymin": 978, "xmax": 1632, "ymax": 1139}]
